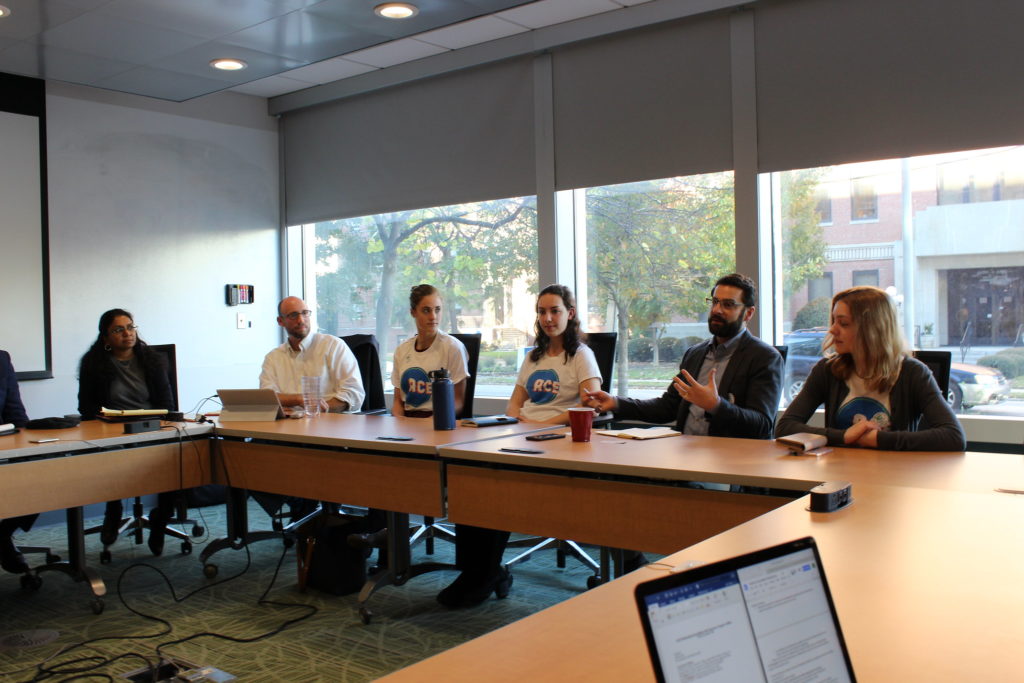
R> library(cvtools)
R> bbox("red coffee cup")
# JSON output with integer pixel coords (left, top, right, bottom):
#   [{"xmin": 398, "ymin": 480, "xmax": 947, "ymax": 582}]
[{"xmin": 568, "ymin": 407, "xmax": 595, "ymax": 442}]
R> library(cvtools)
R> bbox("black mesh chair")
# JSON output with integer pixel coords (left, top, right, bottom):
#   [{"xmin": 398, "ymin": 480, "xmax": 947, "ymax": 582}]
[
  {"xmin": 912, "ymin": 350, "xmax": 952, "ymax": 423},
  {"xmin": 411, "ymin": 332, "xmax": 482, "ymax": 554},
  {"xmin": 503, "ymin": 332, "xmax": 617, "ymax": 584},
  {"xmin": 85, "ymin": 343, "xmax": 201, "ymax": 563},
  {"xmin": 342, "ymin": 334, "xmax": 387, "ymax": 414}
]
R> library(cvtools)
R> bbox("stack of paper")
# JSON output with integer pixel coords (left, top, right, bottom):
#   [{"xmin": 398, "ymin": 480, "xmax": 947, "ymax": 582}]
[{"xmin": 593, "ymin": 427, "xmax": 679, "ymax": 440}]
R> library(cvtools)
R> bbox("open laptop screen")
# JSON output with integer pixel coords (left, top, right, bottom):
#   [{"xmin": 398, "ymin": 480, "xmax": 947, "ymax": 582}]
[{"xmin": 635, "ymin": 537, "xmax": 854, "ymax": 683}]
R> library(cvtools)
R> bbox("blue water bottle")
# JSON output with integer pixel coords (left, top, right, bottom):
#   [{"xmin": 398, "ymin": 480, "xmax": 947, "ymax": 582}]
[{"xmin": 430, "ymin": 368, "xmax": 456, "ymax": 430}]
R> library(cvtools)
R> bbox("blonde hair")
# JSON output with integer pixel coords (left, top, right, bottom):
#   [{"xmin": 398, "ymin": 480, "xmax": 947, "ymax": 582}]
[{"xmin": 824, "ymin": 286, "xmax": 907, "ymax": 393}]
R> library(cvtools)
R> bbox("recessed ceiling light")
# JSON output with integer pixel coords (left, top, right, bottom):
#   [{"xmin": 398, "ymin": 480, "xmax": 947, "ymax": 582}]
[
  {"xmin": 374, "ymin": 3, "xmax": 418, "ymax": 19},
  {"xmin": 210, "ymin": 58, "xmax": 247, "ymax": 71},
  {"xmin": 0, "ymin": 5, "xmax": 11, "ymax": 18}
]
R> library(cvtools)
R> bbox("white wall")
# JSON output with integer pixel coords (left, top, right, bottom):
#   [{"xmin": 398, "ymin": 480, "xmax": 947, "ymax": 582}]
[{"xmin": 17, "ymin": 82, "xmax": 281, "ymax": 418}]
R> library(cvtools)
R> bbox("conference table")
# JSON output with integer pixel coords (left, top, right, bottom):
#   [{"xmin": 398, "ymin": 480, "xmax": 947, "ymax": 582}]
[
  {"xmin": 210, "ymin": 413, "xmax": 547, "ymax": 622},
  {"xmin": 380, "ymin": 429, "xmax": 1024, "ymax": 681},
  {"xmin": 0, "ymin": 420, "xmax": 212, "ymax": 612}
]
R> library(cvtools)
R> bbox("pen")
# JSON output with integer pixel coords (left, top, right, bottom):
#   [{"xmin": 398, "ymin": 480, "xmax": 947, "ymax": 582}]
[{"xmin": 30, "ymin": 438, "xmax": 60, "ymax": 444}]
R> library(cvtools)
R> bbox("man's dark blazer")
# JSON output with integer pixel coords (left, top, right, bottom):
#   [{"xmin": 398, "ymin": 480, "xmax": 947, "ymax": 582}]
[
  {"xmin": 0, "ymin": 350, "xmax": 29, "ymax": 428},
  {"xmin": 614, "ymin": 330, "xmax": 784, "ymax": 439}
]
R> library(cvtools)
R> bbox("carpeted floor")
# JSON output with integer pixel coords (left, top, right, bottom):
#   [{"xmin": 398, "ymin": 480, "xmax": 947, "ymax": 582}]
[{"xmin": 0, "ymin": 502, "xmax": 645, "ymax": 681}]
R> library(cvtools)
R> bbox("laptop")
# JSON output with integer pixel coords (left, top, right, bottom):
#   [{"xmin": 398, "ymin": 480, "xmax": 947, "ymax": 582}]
[
  {"xmin": 635, "ymin": 537, "xmax": 855, "ymax": 683},
  {"xmin": 216, "ymin": 389, "xmax": 286, "ymax": 422}
]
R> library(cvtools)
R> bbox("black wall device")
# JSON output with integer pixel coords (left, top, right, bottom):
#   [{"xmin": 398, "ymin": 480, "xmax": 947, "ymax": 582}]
[
  {"xmin": 124, "ymin": 419, "xmax": 162, "ymax": 434},
  {"xmin": 808, "ymin": 481, "xmax": 853, "ymax": 513}
]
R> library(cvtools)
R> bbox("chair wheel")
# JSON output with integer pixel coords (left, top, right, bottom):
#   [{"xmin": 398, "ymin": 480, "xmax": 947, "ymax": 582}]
[
  {"xmin": 359, "ymin": 606, "xmax": 372, "ymax": 625},
  {"xmin": 181, "ymin": 541, "xmax": 192, "ymax": 555},
  {"xmin": 100, "ymin": 549, "xmax": 112, "ymax": 564},
  {"xmin": 586, "ymin": 575, "xmax": 601, "ymax": 589},
  {"xmin": 90, "ymin": 598, "xmax": 105, "ymax": 615},
  {"xmin": 46, "ymin": 553, "xmax": 61, "ymax": 563},
  {"xmin": 283, "ymin": 536, "xmax": 295, "ymax": 549},
  {"xmin": 191, "ymin": 525, "xmax": 204, "ymax": 537},
  {"xmin": 20, "ymin": 573, "xmax": 42, "ymax": 590},
  {"xmin": 204, "ymin": 563, "xmax": 218, "ymax": 579}
]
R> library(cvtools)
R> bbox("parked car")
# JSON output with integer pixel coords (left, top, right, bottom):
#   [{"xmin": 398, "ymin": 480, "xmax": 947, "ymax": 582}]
[{"xmin": 780, "ymin": 329, "xmax": 1010, "ymax": 412}]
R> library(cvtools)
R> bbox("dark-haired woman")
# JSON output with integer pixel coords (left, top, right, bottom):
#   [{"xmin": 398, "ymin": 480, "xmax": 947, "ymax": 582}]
[
  {"xmin": 78, "ymin": 308, "xmax": 178, "ymax": 554},
  {"xmin": 437, "ymin": 284, "xmax": 601, "ymax": 609},
  {"xmin": 776, "ymin": 286, "xmax": 965, "ymax": 451}
]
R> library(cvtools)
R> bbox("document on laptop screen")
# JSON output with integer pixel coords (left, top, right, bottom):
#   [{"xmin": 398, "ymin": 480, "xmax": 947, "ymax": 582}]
[{"xmin": 642, "ymin": 546, "xmax": 851, "ymax": 683}]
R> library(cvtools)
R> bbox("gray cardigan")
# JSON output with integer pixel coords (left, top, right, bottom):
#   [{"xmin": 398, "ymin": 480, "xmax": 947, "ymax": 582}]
[{"xmin": 776, "ymin": 356, "xmax": 966, "ymax": 451}]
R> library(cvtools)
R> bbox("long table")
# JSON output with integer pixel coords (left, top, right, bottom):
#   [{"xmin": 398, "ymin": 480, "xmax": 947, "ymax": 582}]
[
  {"xmin": 0, "ymin": 420, "xmax": 212, "ymax": 611},
  {"xmin": 381, "ymin": 429, "xmax": 1024, "ymax": 681},
  {"xmin": 210, "ymin": 413, "xmax": 546, "ymax": 622}
]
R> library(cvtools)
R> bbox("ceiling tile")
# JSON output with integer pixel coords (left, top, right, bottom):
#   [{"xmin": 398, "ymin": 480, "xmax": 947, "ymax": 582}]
[
  {"xmin": 219, "ymin": 11, "xmax": 384, "ymax": 63},
  {"xmin": 95, "ymin": 0, "xmax": 286, "ymax": 40},
  {"xmin": 495, "ymin": 0, "xmax": 620, "ymax": 29},
  {"xmin": 0, "ymin": 41, "xmax": 135, "ymax": 83},
  {"xmin": 38, "ymin": 12, "xmax": 208, "ymax": 63},
  {"xmin": 343, "ymin": 37, "xmax": 448, "ymax": 68},
  {"xmin": 229, "ymin": 73, "xmax": 313, "ymax": 97},
  {"xmin": 413, "ymin": 15, "xmax": 528, "ymax": 49},
  {"xmin": 282, "ymin": 56, "xmax": 377, "ymax": 84},
  {"xmin": 96, "ymin": 65, "xmax": 235, "ymax": 101},
  {"xmin": 0, "ymin": 0, "xmax": 89, "ymax": 41},
  {"xmin": 152, "ymin": 41, "xmax": 308, "ymax": 84}
]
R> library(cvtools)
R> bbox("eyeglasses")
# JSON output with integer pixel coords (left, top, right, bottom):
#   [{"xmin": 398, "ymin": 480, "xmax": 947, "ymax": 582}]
[
  {"xmin": 705, "ymin": 297, "xmax": 743, "ymax": 311},
  {"xmin": 283, "ymin": 310, "xmax": 312, "ymax": 320},
  {"xmin": 110, "ymin": 324, "xmax": 139, "ymax": 335}
]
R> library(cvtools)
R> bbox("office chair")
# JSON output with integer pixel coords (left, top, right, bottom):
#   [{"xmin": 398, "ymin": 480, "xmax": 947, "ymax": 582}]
[
  {"xmin": 85, "ymin": 343, "xmax": 201, "ymax": 563},
  {"xmin": 503, "ymin": 332, "xmax": 618, "ymax": 585},
  {"xmin": 202, "ymin": 335, "xmax": 390, "ymax": 577},
  {"xmin": 411, "ymin": 332, "xmax": 482, "ymax": 554},
  {"xmin": 774, "ymin": 344, "xmax": 789, "ymax": 363},
  {"xmin": 912, "ymin": 350, "xmax": 952, "ymax": 426}
]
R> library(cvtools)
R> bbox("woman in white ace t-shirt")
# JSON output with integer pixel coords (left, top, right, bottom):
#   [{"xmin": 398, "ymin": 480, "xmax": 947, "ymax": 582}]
[
  {"xmin": 437, "ymin": 284, "xmax": 602, "ymax": 610},
  {"xmin": 391, "ymin": 284, "xmax": 469, "ymax": 417},
  {"xmin": 506, "ymin": 284, "xmax": 601, "ymax": 424}
]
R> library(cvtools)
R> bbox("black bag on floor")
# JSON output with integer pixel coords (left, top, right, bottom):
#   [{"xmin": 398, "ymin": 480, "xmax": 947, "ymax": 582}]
[{"xmin": 296, "ymin": 513, "xmax": 370, "ymax": 596}]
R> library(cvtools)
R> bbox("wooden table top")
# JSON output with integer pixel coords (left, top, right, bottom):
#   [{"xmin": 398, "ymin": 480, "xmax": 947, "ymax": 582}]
[
  {"xmin": 440, "ymin": 429, "xmax": 1024, "ymax": 494},
  {"xmin": 0, "ymin": 420, "xmax": 213, "ymax": 461},
  {"xmin": 214, "ymin": 413, "xmax": 547, "ymax": 454},
  {"xmin": 381, "ymin": 482, "xmax": 1024, "ymax": 682}
]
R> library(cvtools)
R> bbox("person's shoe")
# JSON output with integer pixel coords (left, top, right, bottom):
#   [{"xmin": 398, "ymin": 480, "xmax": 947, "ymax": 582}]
[
  {"xmin": 147, "ymin": 508, "xmax": 167, "ymax": 556},
  {"xmin": 623, "ymin": 550, "xmax": 650, "ymax": 573},
  {"xmin": 347, "ymin": 528, "xmax": 389, "ymax": 551},
  {"xmin": 437, "ymin": 567, "xmax": 513, "ymax": 608},
  {"xmin": 100, "ymin": 500, "xmax": 123, "ymax": 546},
  {"xmin": 0, "ymin": 535, "xmax": 29, "ymax": 574}
]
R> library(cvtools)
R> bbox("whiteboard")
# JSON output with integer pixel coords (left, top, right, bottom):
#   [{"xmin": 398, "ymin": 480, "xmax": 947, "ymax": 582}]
[{"xmin": 0, "ymin": 105, "xmax": 50, "ymax": 379}]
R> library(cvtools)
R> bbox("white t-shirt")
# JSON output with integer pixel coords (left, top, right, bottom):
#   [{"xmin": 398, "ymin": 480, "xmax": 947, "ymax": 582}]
[
  {"xmin": 391, "ymin": 332, "xmax": 470, "ymax": 412},
  {"xmin": 514, "ymin": 344, "xmax": 601, "ymax": 422},
  {"xmin": 836, "ymin": 374, "xmax": 894, "ymax": 431}
]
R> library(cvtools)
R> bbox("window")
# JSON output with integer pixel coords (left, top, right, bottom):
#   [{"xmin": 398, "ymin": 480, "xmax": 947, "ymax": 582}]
[
  {"xmin": 807, "ymin": 273, "xmax": 833, "ymax": 302},
  {"xmin": 815, "ymin": 185, "xmax": 832, "ymax": 224},
  {"xmin": 568, "ymin": 172, "xmax": 736, "ymax": 399},
  {"xmin": 765, "ymin": 145, "xmax": 1024, "ymax": 416},
  {"xmin": 852, "ymin": 269, "xmax": 879, "ymax": 287},
  {"xmin": 850, "ymin": 177, "xmax": 878, "ymax": 221},
  {"xmin": 296, "ymin": 196, "xmax": 538, "ymax": 398}
]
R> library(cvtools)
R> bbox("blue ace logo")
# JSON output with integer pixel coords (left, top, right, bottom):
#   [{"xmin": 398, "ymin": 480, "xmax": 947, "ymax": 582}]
[
  {"xmin": 526, "ymin": 369, "xmax": 560, "ymax": 405},
  {"xmin": 400, "ymin": 367, "xmax": 432, "ymax": 407}
]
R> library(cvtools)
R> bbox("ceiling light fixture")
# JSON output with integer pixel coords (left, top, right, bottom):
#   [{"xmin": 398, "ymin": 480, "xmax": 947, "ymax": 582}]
[
  {"xmin": 210, "ymin": 58, "xmax": 247, "ymax": 71},
  {"xmin": 374, "ymin": 2, "xmax": 418, "ymax": 19},
  {"xmin": 0, "ymin": 5, "xmax": 11, "ymax": 18}
]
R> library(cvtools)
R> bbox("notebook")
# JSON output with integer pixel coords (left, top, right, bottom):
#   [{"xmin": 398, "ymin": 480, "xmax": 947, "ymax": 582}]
[
  {"xmin": 217, "ymin": 389, "xmax": 285, "ymax": 422},
  {"xmin": 635, "ymin": 537, "xmax": 855, "ymax": 683}
]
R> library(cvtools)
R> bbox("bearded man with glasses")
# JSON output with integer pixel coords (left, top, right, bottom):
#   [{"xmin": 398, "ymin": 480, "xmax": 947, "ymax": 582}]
[
  {"xmin": 259, "ymin": 296, "xmax": 364, "ymax": 414},
  {"xmin": 586, "ymin": 273, "xmax": 783, "ymax": 440}
]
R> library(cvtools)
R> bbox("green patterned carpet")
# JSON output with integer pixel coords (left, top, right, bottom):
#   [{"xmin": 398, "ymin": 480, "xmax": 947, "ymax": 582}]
[{"xmin": 0, "ymin": 502, "xmax": 642, "ymax": 681}]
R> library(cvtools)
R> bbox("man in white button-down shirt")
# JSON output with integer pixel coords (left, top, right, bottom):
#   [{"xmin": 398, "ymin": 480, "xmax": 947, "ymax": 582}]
[{"xmin": 259, "ymin": 296, "xmax": 365, "ymax": 413}]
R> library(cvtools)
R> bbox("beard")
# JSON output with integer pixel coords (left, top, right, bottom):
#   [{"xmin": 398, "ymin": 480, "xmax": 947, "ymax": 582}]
[{"xmin": 708, "ymin": 313, "xmax": 744, "ymax": 339}]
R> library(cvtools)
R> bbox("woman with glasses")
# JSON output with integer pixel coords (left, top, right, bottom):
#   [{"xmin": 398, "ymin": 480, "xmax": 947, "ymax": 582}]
[
  {"xmin": 78, "ymin": 308, "xmax": 178, "ymax": 554},
  {"xmin": 777, "ymin": 286, "xmax": 965, "ymax": 451}
]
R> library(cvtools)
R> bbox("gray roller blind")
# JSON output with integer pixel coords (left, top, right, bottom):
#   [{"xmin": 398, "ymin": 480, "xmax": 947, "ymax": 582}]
[
  {"xmin": 756, "ymin": 0, "xmax": 1024, "ymax": 172},
  {"xmin": 552, "ymin": 12, "xmax": 734, "ymax": 191},
  {"xmin": 284, "ymin": 57, "xmax": 535, "ymax": 225}
]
